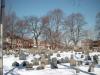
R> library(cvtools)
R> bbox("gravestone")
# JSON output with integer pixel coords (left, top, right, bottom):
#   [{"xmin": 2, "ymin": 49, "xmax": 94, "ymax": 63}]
[
  {"xmin": 88, "ymin": 63, "xmax": 95, "ymax": 72},
  {"xmin": 81, "ymin": 55, "xmax": 84, "ymax": 58},
  {"xmin": 48, "ymin": 54, "xmax": 51, "ymax": 64},
  {"xmin": 87, "ymin": 55, "xmax": 91, "ymax": 60},
  {"xmin": 19, "ymin": 51, "xmax": 26, "ymax": 60},
  {"xmin": 61, "ymin": 58, "xmax": 65, "ymax": 63},
  {"xmin": 57, "ymin": 53, "xmax": 60, "ymax": 57},
  {"xmin": 70, "ymin": 55, "xmax": 76, "ymax": 66},
  {"xmin": 12, "ymin": 61, "xmax": 19, "ymax": 67},
  {"xmin": 98, "ymin": 56, "xmax": 100, "ymax": 64},
  {"xmin": 36, "ymin": 66, "xmax": 44, "ymax": 70},
  {"xmin": 50, "ymin": 57, "xmax": 58, "ymax": 69},
  {"xmin": 93, "ymin": 55, "xmax": 98, "ymax": 64},
  {"xmin": 76, "ymin": 67, "xmax": 80, "ymax": 73},
  {"xmin": 64, "ymin": 57, "xmax": 69, "ymax": 63},
  {"xmin": 31, "ymin": 59, "xmax": 39, "ymax": 66},
  {"xmin": 26, "ymin": 63, "xmax": 34, "ymax": 70},
  {"xmin": 44, "ymin": 54, "xmax": 48, "ymax": 58},
  {"xmin": 14, "ymin": 53, "xmax": 19, "ymax": 57},
  {"xmin": 85, "ymin": 61, "xmax": 90, "ymax": 65},
  {"xmin": 21, "ymin": 61, "xmax": 29, "ymax": 67}
]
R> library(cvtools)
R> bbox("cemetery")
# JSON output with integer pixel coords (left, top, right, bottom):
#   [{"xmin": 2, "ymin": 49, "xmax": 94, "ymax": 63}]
[{"xmin": 3, "ymin": 48, "xmax": 100, "ymax": 75}]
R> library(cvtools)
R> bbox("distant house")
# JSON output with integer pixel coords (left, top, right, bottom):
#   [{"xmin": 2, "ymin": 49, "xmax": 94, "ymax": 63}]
[
  {"xmin": 3, "ymin": 33, "xmax": 34, "ymax": 49},
  {"xmin": 92, "ymin": 40, "xmax": 100, "ymax": 50},
  {"xmin": 81, "ymin": 39, "xmax": 93, "ymax": 50},
  {"xmin": 81, "ymin": 39, "xmax": 100, "ymax": 51},
  {"xmin": 3, "ymin": 33, "xmax": 64, "ymax": 50}
]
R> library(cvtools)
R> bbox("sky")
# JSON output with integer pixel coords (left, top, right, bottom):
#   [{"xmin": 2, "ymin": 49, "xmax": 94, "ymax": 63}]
[{"xmin": 5, "ymin": 0, "xmax": 100, "ymax": 30}]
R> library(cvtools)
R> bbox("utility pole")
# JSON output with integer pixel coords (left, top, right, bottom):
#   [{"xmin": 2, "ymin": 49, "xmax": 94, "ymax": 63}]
[{"xmin": 0, "ymin": 0, "xmax": 5, "ymax": 74}]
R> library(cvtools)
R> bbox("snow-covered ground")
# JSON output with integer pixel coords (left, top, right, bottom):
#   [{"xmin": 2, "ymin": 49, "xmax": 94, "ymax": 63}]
[{"xmin": 3, "ymin": 51, "xmax": 100, "ymax": 75}]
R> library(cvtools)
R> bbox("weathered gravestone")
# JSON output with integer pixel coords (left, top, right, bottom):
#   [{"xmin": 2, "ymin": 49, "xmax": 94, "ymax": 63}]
[
  {"xmin": 81, "ymin": 55, "xmax": 84, "ymax": 58},
  {"xmin": 31, "ymin": 59, "xmax": 39, "ymax": 66},
  {"xmin": 88, "ymin": 63, "xmax": 95, "ymax": 72},
  {"xmin": 50, "ymin": 57, "xmax": 58, "ymax": 69},
  {"xmin": 87, "ymin": 55, "xmax": 91, "ymax": 60},
  {"xmin": 58, "ymin": 58, "xmax": 66, "ymax": 64},
  {"xmin": 26, "ymin": 63, "xmax": 34, "ymax": 70},
  {"xmin": 64, "ymin": 57, "xmax": 69, "ymax": 63},
  {"xmin": 57, "ymin": 53, "xmax": 60, "ymax": 57},
  {"xmin": 36, "ymin": 65, "xmax": 44, "ymax": 70},
  {"xmin": 70, "ymin": 55, "xmax": 76, "ymax": 66},
  {"xmin": 21, "ymin": 61, "xmax": 29, "ymax": 67},
  {"xmin": 12, "ymin": 61, "xmax": 19, "ymax": 67},
  {"xmin": 48, "ymin": 54, "xmax": 52, "ymax": 64},
  {"xmin": 93, "ymin": 55, "xmax": 98, "ymax": 64},
  {"xmin": 14, "ymin": 53, "xmax": 19, "ymax": 57},
  {"xmin": 98, "ymin": 56, "xmax": 100, "ymax": 64},
  {"xmin": 19, "ymin": 51, "xmax": 26, "ymax": 60}
]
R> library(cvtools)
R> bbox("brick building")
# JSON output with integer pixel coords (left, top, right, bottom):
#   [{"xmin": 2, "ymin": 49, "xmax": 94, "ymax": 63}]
[
  {"xmin": 3, "ymin": 34, "xmax": 34, "ymax": 49},
  {"xmin": 81, "ymin": 39, "xmax": 100, "ymax": 51}
]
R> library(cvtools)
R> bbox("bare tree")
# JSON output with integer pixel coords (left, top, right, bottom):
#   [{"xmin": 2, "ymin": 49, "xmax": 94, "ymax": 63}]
[
  {"xmin": 15, "ymin": 19, "xmax": 29, "ymax": 48},
  {"xmin": 41, "ymin": 9, "xmax": 63, "ymax": 49},
  {"xmin": 26, "ymin": 16, "xmax": 43, "ymax": 48},
  {"xmin": 64, "ymin": 13, "xmax": 86, "ymax": 46},
  {"xmin": 4, "ymin": 12, "xmax": 18, "ymax": 49},
  {"xmin": 95, "ymin": 12, "xmax": 100, "ymax": 40}
]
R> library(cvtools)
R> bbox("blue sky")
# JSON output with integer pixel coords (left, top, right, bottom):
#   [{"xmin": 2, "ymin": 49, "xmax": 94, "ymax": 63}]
[{"xmin": 6, "ymin": 0, "xmax": 100, "ymax": 29}]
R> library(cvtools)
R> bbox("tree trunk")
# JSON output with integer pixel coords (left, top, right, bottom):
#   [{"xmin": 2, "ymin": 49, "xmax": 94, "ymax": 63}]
[{"xmin": 35, "ymin": 37, "xmax": 38, "ymax": 48}]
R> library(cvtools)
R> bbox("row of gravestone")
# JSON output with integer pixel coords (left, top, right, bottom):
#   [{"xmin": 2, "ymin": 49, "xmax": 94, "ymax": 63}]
[
  {"xmin": 18, "ymin": 51, "xmax": 100, "ymax": 68},
  {"xmin": 84, "ymin": 55, "xmax": 99, "ymax": 65},
  {"xmin": 12, "ymin": 61, "xmax": 44, "ymax": 70}
]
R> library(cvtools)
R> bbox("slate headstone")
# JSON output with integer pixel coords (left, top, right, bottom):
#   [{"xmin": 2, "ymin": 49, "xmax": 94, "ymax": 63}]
[
  {"xmin": 93, "ymin": 55, "xmax": 98, "ymax": 64},
  {"xmin": 50, "ymin": 58, "xmax": 58, "ymax": 69},
  {"xmin": 19, "ymin": 51, "xmax": 26, "ymax": 60}
]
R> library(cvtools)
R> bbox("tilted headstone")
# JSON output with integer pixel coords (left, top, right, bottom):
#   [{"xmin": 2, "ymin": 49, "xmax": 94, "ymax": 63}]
[{"xmin": 50, "ymin": 57, "xmax": 58, "ymax": 69}]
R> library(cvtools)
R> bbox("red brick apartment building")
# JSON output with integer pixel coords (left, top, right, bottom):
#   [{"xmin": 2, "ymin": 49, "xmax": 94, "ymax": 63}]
[
  {"xmin": 3, "ymin": 34, "xmax": 34, "ymax": 49},
  {"xmin": 3, "ymin": 33, "xmax": 52, "ymax": 49},
  {"xmin": 81, "ymin": 39, "xmax": 100, "ymax": 50}
]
